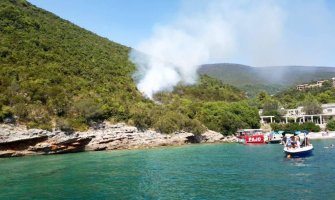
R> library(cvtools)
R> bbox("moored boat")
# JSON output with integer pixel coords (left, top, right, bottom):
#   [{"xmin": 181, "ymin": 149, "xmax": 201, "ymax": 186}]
[
  {"xmin": 236, "ymin": 129, "xmax": 266, "ymax": 144},
  {"xmin": 267, "ymin": 131, "xmax": 283, "ymax": 144}
]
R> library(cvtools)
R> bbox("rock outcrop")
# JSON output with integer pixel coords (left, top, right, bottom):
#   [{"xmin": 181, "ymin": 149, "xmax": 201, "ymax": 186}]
[{"xmin": 0, "ymin": 122, "xmax": 238, "ymax": 158}]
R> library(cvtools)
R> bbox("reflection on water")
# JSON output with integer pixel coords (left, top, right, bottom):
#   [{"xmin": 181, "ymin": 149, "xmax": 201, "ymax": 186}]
[{"xmin": 285, "ymin": 156, "xmax": 311, "ymax": 167}]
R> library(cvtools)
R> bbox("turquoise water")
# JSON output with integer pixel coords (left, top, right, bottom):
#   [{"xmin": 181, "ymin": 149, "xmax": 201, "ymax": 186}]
[{"xmin": 1, "ymin": 140, "xmax": 335, "ymax": 200}]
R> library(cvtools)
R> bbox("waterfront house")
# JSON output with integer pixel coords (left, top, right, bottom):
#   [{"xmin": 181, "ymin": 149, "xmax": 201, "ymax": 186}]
[
  {"xmin": 260, "ymin": 103, "xmax": 335, "ymax": 129},
  {"xmin": 296, "ymin": 77, "xmax": 335, "ymax": 91}
]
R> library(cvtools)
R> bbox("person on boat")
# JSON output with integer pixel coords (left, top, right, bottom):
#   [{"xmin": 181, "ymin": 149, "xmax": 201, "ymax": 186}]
[
  {"xmin": 296, "ymin": 139, "xmax": 301, "ymax": 148},
  {"xmin": 294, "ymin": 135, "xmax": 301, "ymax": 148},
  {"xmin": 290, "ymin": 136, "xmax": 296, "ymax": 148},
  {"xmin": 302, "ymin": 136, "xmax": 310, "ymax": 147},
  {"xmin": 282, "ymin": 136, "xmax": 287, "ymax": 145},
  {"xmin": 286, "ymin": 136, "xmax": 292, "ymax": 148},
  {"xmin": 306, "ymin": 137, "xmax": 311, "ymax": 146}
]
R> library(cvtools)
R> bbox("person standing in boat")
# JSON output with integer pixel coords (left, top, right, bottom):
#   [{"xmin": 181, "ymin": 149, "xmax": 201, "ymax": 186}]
[
  {"xmin": 296, "ymin": 138, "xmax": 301, "ymax": 148},
  {"xmin": 286, "ymin": 136, "xmax": 292, "ymax": 148},
  {"xmin": 295, "ymin": 135, "xmax": 300, "ymax": 148},
  {"xmin": 290, "ymin": 136, "xmax": 296, "ymax": 148}
]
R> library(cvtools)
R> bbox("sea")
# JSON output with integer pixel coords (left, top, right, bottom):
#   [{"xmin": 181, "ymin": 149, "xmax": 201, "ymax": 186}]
[{"xmin": 1, "ymin": 139, "xmax": 335, "ymax": 200}]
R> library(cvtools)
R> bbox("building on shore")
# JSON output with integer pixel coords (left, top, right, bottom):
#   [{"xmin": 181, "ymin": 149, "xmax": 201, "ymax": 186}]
[
  {"xmin": 260, "ymin": 103, "xmax": 335, "ymax": 129},
  {"xmin": 296, "ymin": 77, "xmax": 335, "ymax": 91}
]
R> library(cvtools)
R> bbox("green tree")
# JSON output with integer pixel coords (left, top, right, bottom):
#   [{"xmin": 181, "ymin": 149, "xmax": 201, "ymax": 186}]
[
  {"xmin": 326, "ymin": 119, "xmax": 335, "ymax": 131},
  {"xmin": 257, "ymin": 91, "xmax": 269, "ymax": 103},
  {"xmin": 302, "ymin": 100, "xmax": 322, "ymax": 115},
  {"xmin": 0, "ymin": 105, "xmax": 13, "ymax": 122},
  {"xmin": 196, "ymin": 102, "xmax": 259, "ymax": 135}
]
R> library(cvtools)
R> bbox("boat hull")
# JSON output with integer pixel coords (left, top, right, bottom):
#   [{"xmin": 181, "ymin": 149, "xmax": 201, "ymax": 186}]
[
  {"xmin": 284, "ymin": 145, "xmax": 313, "ymax": 157},
  {"xmin": 243, "ymin": 135, "xmax": 265, "ymax": 144},
  {"xmin": 267, "ymin": 139, "xmax": 282, "ymax": 144}
]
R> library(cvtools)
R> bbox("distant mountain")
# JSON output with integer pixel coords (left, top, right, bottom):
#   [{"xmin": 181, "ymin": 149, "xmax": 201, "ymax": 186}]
[{"xmin": 198, "ymin": 63, "xmax": 335, "ymax": 96}]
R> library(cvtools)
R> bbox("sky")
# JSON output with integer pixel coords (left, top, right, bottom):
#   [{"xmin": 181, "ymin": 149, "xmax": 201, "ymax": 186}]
[
  {"xmin": 28, "ymin": 0, "xmax": 181, "ymax": 48},
  {"xmin": 28, "ymin": 0, "xmax": 335, "ymax": 67}
]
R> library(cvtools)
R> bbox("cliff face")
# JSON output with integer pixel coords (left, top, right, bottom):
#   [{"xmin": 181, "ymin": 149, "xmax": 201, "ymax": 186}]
[{"xmin": 0, "ymin": 123, "xmax": 238, "ymax": 158}]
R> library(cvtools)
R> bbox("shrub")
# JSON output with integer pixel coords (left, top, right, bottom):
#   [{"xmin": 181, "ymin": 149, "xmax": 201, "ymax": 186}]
[
  {"xmin": 0, "ymin": 105, "xmax": 13, "ymax": 122},
  {"xmin": 68, "ymin": 117, "xmax": 88, "ymax": 132},
  {"xmin": 184, "ymin": 119, "xmax": 206, "ymax": 135},
  {"xmin": 300, "ymin": 122, "xmax": 320, "ymax": 132},
  {"xmin": 270, "ymin": 123, "xmax": 284, "ymax": 132},
  {"xmin": 13, "ymin": 103, "xmax": 28, "ymax": 119},
  {"xmin": 326, "ymin": 120, "xmax": 335, "ymax": 131},
  {"xmin": 27, "ymin": 121, "xmax": 52, "ymax": 131},
  {"xmin": 56, "ymin": 118, "xmax": 74, "ymax": 133},
  {"xmin": 153, "ymin": 111, "xmax": 187, "ymax": 134},
  {"xmin": 196, "ymin": 101, "xmax": 260, "ymax": 135},
  {"xmin": 128, "ymin": 102, "xmax": 153, "ymax": 130},
  {"xmin": 270, "ymin": 122, "xmax": 320, "ymax": 132}
]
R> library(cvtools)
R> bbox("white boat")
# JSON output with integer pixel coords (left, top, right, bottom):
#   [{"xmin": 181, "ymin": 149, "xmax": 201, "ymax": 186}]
[
  {"xmin": 282, "ymin": 131, "xmax": 313, "ymax": 157},
  {"xmin": 266, "ymin": 131, "xmax": 283, "ymax": 144},
  {"xmin": 283, "ymin": 145, "xmax": 313, "ymax": 157}
]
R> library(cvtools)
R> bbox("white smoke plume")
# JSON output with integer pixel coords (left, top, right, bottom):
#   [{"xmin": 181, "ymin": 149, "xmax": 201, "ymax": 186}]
[{"xmin": 130, "ymin": 0, "xmax": 335, "ymax": 98}]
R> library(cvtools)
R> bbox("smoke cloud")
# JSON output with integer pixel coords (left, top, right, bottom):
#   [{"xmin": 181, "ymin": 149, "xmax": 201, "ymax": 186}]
[{"xmin": 130, "ymin": 0, "xmax": 335, "ymax": 98}]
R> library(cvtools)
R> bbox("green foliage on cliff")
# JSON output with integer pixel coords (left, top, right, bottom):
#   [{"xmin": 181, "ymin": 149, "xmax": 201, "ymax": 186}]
[
  {"xmin": 270, "ymin": 122, "xmax": 321, "ymax": 132},
  {"xmin": 326, "ymin": 120, "xmax": 335, "ymax": 131},
  {"xmin": 0, "ymin": 0, "xmax": 261, "ymax": 134},
  {"xmin": 0, "ymin": 0, "xmax": 142, "ymax": 129},
  {"xmin": 196, "ymin": 101, "xmax": 260, "ymax": 135},
  {"xmin": 152, "ymin": 78, "xmax": 260, "ymax": 135},
  {"xmin": 274, "ymin": 83, "xmax": 335, "ymax": 109}
]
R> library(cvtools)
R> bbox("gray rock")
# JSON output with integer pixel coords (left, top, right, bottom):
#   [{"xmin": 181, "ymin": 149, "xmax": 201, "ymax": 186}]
[{"xmin": 0, "ymin": 122, "xmax": 238, "ymax": 158}]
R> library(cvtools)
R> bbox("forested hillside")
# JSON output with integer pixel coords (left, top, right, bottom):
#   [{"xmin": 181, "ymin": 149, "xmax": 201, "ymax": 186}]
[
  {"xmin": 0, "ymin": 0, "xmax": 144, "ymax": 130},
  {"xmin": 0, "ymin": 0, "xmax": 260, "ymax": 135},
  {"xmin": 274, "ymin": 80, "xmax": 335, "ymax": 109},
  {"xmin": 199, "ymin": 63, "xmax": 335, "ymax": 97}
]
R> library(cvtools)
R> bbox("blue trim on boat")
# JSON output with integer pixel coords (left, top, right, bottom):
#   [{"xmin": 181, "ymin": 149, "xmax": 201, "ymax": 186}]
[
  {"xmin": 285, "ymin": 149, "xmax": 313, "ymax": 157},
  {"xmin": 284, "ymin": 145, "xmax": 314, "ymax": 157}
]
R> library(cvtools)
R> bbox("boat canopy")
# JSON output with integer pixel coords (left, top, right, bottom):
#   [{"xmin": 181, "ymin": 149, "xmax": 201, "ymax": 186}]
[
  {"xmin": 271, "ymin": 131, "xmax": 284, "ymax": 135},
  {"xmin": 281, "ymin": 130, "xmax": 309, "ymax": 136}
]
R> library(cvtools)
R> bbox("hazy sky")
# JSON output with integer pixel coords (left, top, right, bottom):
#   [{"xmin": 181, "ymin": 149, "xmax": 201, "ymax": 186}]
[{"xmin": 28, "ymin": 0, "xmax": 335, "ymax": 67}]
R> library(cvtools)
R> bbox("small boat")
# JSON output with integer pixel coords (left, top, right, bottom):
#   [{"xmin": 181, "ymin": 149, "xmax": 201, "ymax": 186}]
[
  {"xmin": 282, "ymin": 131, "xmax": 313, "ymax": 157},
  {"xmin": 236, "ymin": 129, "xmax": 266, "ymax": 144},
  {"xmin": 267, "ymin": 131, "xmax": 283, "ymax": 144}
]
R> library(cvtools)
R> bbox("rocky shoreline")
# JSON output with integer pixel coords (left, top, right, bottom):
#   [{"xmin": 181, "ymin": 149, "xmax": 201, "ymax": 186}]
[{"xmin": 0, "ymin": 122, "xmax": 238, "ymax": 158}]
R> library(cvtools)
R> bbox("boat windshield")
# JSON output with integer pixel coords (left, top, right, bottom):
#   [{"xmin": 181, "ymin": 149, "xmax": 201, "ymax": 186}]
[{"xmin": 237, "ymin": 129, "xmax": 263, "ymax": 137}]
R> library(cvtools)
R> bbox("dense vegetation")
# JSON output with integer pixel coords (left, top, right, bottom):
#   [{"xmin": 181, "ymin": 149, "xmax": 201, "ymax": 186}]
[
  {"xmin": 326, "ymin": 120, "xmax": 335, "ymax": 131},
  {"xmin": 152, "ymin": 76, "xmax": 260, "ymax": 135},
  {"xmin": 0, "ymin": 0, "xmax": 144, "ymax": 130},
  {"xmin": 270, "ymin": 122, "xmax": 321, "ymax": 132},
  {"xmin": 274, "ymin": 81, "xmax": 335, "ymax": 109},
  {"xmin": 0, "ymin": 0, "xmax": 260, "ymax": 135}
]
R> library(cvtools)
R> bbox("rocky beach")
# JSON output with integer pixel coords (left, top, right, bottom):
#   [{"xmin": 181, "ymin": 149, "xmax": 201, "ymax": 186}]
[{"xmin": 0, "ymin": 122, "xmax": 238, "ymax": 158}]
